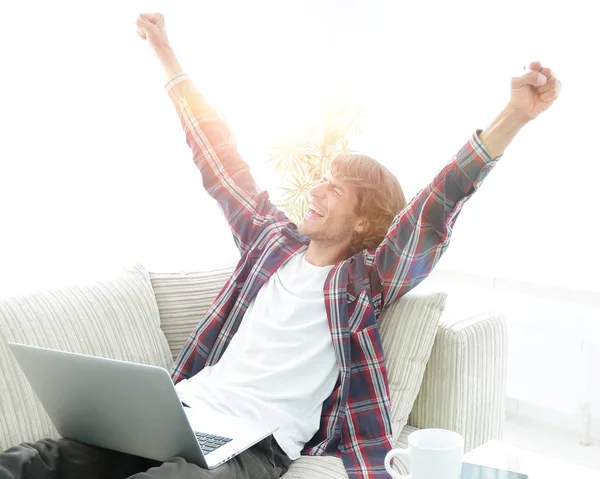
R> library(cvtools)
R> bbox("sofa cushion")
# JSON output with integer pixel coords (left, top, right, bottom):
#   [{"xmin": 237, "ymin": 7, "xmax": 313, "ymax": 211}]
[
  {"xmin": 148, "ymin": 265, "xmax": 233, "ymax": 361},
  {"xmin": 0, "ymin": 263, "xmax": 173, "ymax": 452},
  {"xmin": 378, "ymin": 291, "xmax": 447, "ymax": 445}
]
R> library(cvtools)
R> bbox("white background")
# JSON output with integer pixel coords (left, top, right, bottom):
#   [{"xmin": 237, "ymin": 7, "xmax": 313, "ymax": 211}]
[{"xmin": 0, "ymin": 0, "xmax": 597, "ymax": 296}]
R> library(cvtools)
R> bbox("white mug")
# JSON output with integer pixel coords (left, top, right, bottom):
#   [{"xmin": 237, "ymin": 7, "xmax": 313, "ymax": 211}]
[{"xmin": 384, "ymin": 428, "xmax": 464, "ymax": 479}]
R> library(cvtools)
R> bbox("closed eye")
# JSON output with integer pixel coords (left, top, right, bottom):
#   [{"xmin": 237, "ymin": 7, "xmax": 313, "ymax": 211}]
[{"xmin": 320, "ymin": 177, "xmax": 344, "ymax": 196}]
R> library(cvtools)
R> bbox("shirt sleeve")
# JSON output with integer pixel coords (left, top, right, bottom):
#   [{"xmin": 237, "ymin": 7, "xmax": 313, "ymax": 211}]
[
  {"xmin": 165, "ymin": 73, "xmax": 289, "ymax": 255},
  {"xmin": 363, "ymin": 130, "xmax": 501, "ymax": 310}
]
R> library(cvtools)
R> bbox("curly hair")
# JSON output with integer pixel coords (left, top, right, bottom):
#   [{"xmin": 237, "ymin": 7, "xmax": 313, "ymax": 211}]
[{"xmin": 330, "ymin": 152, "xmax": 406, "ymax": 253}]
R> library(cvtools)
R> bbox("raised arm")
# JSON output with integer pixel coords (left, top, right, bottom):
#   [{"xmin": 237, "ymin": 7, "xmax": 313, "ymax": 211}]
[
  {"xmin": 366, "ymin": 62, "xmax": 562, "ymax": 310},
  {"xmin": 364, "ymin": 130, "xmax": 499, "ymax": 310},
  {"xmin": 136, "ymin": 13, "xmax": 288, "ymax": 254}
]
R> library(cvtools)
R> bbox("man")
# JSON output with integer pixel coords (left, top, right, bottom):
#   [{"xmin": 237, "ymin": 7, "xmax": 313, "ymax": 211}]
[{"xmin": 0, "ymin": 12, "xmax": 561, "ymax": 479}]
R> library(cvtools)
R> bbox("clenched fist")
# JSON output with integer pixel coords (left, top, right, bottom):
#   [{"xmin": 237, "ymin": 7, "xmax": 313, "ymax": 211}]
[
  {"xmin": 136, "ymin": 13, "xmax": 170, "ymax": 51},
  {"xmin": 509, "ymin": 61, "xmax": 562, "ymax": 121}
]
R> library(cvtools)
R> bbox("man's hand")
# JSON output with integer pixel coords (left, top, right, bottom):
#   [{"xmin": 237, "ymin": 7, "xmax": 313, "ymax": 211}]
[
  {"xmin": 508, "ymin": 61, "xmax": 562, "ymax": 122},
  {"xmin": 478, "ymin": 61, "xmax": 562, "ymax": 159},
  {"xmin": 136, "ymin": 13, "xmax": 184, "ymax": 80},
  {"xmin": 136, "ymin": 13, "xmax": 170, "ymax": 52}
]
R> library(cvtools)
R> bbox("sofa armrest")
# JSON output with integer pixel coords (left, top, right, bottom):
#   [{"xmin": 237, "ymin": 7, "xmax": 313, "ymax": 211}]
[{"xmin": 407, "ymin": 311, "xmax": 507, "ymax": 452}]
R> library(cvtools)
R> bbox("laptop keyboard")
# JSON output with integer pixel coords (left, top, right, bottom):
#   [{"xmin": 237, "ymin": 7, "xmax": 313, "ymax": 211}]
[{"xmin": 194, "ymin": 432, "xmax": 233, "ymax": 455}]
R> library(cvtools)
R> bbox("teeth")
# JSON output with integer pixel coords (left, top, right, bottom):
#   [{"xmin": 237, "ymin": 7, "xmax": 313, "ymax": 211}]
[
  {"xmin": 309, "ymin": 207, "xmax": 324, "ymax": 217},
  {"xmin": 309, "ymin": 205, "xmax": 325, "ymax": 217}
]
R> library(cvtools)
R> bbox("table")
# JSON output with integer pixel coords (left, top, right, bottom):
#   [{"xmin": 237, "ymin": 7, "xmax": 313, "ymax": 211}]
[{"xmin": 463, "ymin": 440, "xmax": 600, "ymax": 479}]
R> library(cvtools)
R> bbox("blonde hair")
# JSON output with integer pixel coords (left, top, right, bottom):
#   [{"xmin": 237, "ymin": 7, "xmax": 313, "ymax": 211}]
[{"xmin": 330, "ymin": 152, "xmax": 406, "ymax": 252}]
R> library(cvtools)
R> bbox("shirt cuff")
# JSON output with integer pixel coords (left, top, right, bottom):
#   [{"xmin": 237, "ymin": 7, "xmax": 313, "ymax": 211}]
[
  {"xmin": 165, "ymin": 72, "xmax": 191, "ymax": 92},
  {"xmin": 473, "ymin": 129, "xmax": 503, "ymax": 163}
]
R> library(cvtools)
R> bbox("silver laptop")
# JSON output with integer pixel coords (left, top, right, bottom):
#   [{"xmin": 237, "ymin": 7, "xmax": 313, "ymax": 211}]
[{"xmin": 8, "ymin": 342, "xmax": 277, "ymax": 469}]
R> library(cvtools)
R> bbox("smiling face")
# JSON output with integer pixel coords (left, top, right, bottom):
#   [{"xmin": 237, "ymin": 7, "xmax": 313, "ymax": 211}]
[
  {"xmin": 298, "ymin": 175, "xmax": 366, "ymax": 248},
  {"xmin": 299, "ymin": 152, "xmax": 407, "ymax": 260}
]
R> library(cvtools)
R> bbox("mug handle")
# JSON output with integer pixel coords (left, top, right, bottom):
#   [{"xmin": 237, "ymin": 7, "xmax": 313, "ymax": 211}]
[{"xmin": 384, "ymin": 448, "xmax": 410, "ymax": 478}]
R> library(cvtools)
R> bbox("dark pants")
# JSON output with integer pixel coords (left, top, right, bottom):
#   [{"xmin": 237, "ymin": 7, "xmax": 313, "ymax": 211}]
[{"xmin": 0, "ymin": 435, "xmax": 291, "ymax": 479}]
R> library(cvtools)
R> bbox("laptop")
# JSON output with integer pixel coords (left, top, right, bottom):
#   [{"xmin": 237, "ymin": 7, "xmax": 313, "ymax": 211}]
[{"xmin": 8, "ymin": 342, "xmax": 277, "ymax": 469}]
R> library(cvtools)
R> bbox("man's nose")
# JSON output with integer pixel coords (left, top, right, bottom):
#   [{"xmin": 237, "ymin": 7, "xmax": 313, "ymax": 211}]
[{"xmin": 310, "ymin": 182, "xmax": 326, "ymax": 197}]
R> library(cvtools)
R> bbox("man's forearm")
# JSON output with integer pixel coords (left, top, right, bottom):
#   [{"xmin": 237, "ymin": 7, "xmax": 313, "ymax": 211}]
[
  {"xmin": 154, "ymin": 45, "xmax": 185, "ymax": 81},
  {"xmin": 478, "ymin": 106, "xmax": 530, "ymax": 160}
]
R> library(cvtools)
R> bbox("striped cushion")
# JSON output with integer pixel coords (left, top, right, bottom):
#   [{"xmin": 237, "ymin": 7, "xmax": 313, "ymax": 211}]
[
  {"xmin": 0, "ymin": 263, "xmax": 173, "ymax": 452},
  {"xmin": 149, "ymin": 265, "xmax": 233, "ymax": 361},
  {"xmin": 378, "ymin": 291, "xmax": 447, "ymax": 446}
]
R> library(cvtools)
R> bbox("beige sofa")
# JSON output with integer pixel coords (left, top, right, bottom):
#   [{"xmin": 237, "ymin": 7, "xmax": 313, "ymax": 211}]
[{"xmin": 0, "ymin": 263, "xmax": 507, "ymax": 478}]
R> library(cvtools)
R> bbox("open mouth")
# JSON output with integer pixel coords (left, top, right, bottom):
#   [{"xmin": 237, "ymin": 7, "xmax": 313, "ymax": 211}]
[{"xmin": 305, "ymin": 204, "xmax": 326, "ymax": 221}]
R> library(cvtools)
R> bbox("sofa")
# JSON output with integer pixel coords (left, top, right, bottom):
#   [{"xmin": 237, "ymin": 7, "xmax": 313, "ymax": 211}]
[{"xmin": 0, "ymin": 263, "xmax": 507, "ymax": 477}]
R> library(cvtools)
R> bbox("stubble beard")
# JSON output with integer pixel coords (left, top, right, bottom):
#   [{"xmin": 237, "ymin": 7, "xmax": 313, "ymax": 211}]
[{"xmin": 298, "ymin": 216, "xmax": 355, "ymax": 248}]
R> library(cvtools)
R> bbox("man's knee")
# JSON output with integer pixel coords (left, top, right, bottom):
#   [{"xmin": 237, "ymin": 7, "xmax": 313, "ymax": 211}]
[
  {"xmin": 0, "ymin": 438, "xmax": 61, "ymax": 479},
  {"xmin": 1, "ymin": 437, "xmax": 108, "ymax": 479}
]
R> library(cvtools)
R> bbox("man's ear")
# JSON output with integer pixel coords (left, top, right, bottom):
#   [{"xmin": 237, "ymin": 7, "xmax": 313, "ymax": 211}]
[{"xmin": 354, "ymin": 217, "xmax": 368, "ymax": 234}]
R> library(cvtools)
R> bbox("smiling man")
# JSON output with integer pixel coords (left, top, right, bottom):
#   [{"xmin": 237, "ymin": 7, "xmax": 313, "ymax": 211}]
[{"xmin": 0, "ymin": 12, "xmax": 562, "ymax": 479}]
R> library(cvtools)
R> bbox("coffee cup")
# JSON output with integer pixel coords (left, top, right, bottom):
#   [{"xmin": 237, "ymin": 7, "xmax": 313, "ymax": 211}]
[{"xmin": 384, "ymin": 428, "xmax": 464, "ymax": 479}]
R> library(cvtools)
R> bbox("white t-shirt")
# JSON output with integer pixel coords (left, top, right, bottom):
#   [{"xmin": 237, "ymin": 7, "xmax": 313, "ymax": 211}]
[{"xmin": 174, "ymin": 251, "xmax": 339, "ymax": 459}]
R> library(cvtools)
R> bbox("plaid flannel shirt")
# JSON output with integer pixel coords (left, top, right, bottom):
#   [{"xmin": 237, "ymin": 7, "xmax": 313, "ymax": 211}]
[{"xmin": 165, "ymin": 72, "xmax": 500, "ymax": 478}]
